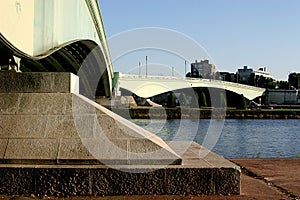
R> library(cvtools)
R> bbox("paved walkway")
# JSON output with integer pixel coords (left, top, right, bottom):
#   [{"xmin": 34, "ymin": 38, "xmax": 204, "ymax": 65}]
[
  {"xmin": 0, "ymin": 158, "xmax": 299, "ymax": 200},
  {"xmin": 231, "ymin": 158, "xmax": 300, "ymax": 199}
]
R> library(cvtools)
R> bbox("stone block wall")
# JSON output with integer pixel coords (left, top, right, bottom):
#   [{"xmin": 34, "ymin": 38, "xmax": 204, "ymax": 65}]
[{"xmin": 0, "ymin": 72, "xmax": 181, "ymax": 165}]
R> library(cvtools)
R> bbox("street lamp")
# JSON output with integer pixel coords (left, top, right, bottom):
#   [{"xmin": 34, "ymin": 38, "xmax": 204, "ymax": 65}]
[
  {"xmin": 184, "ymin": 60, "xmax": 187, "ymax": 78},
  {"xmin": 172, "ymin": 66, "xmax": 174, "ymax": 77},
  {"xmin": 146, "ymin": 56, "xmax": 148, "ymax": 78},
  {"xmin": 139, "ymin": 62, "xmax": 141, "ymax": 77}
]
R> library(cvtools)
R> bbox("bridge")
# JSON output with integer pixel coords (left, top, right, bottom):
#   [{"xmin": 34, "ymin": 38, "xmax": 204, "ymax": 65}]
[
  {"xmin": 0, "ymin": 0, "xmax": 113, "ymax": 97},
  {"xmin": 0, "ymin": 2, "xmax": 242, "ymax": 195},
  {"xmin": 118, "ymin": 74, "xmax": 266, "ymax": 100},
  {"xmin": 0, "ymin": 1, "xmax": 265, "ymax": 101}
]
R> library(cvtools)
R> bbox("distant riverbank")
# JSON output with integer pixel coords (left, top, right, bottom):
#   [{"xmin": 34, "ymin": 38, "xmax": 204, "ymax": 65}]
[{"xmin": 110, "ymin": 107, "xmax": 300, "ymax": 119}]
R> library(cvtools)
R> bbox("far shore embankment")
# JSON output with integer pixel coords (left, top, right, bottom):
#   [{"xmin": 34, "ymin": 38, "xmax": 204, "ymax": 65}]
[{"xmin": 108, "ymin": 106, "xmax": 300, "ymax": 119}]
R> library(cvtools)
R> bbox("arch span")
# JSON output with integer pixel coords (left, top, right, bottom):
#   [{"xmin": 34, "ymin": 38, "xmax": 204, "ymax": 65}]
[
  {"xmin": 118, "ymin": 75, "xmax": 265, "ymax": 100},
  {"xmin": 0, "ymin": 34, "xmax": 111, "ymax": 97},
  {"xmin": 0, "ymin": 0, "xmax": 113, "ymax": 97}
]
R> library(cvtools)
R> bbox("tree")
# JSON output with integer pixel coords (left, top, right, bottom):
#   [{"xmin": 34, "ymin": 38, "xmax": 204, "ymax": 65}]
[
  {"xmin": 191, "ymin": 91, "xmax": 199, "ymax": 108},
  {"xmin": 288, "ymin": 73, "xmax": 300, "ymax": 89},
  {"xmin": 248, "ymin": 73, "xmax": 255, "ymax": 86},
  {"xmin": 236, "ymin": 94, "xmax": 247, "ymax": 109},
  {"xmin": 225, "ymin": 73, "xmax": 232, "ymax": 82},
  {"xmin": 178, "ymin": 92, "xmax": 188, "ymax": 107},
  {"xmin": 265, "ymin": 78, "xmax": 275, "ymax": 89},
  {"xmin": 214, "ymin": 72, "xmax": 222, "ymax": 80},
  {"xmin": 167, "ymin": 92, "xmax": 176, "ymax": 108},
  {"xmin": 199, "ymin": 92, "xmax": 207, "ymax": 108},
  {"xmin": 277, "ymin": 81, "xmax": 289, "ymax": 89},
  {"xmin": 235, "ymin": 73, "xmax": 240, "ymax": 83},
  {"xmin": 219, "ymin": 92, "xmax": 227, "ymax": 108},
  {"xmin": 191, "ymin": 70, "xmax": 201, "ymax": 78},
  {"xmin": 256, "ymin": 75, "xmax": 269, "ymax": 88},
  {"xmin": 255, "ymin": 75, "xmax": 260, "ymax": 87}
]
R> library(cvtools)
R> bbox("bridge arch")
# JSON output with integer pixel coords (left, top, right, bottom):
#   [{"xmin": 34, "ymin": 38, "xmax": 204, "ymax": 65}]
[
  {"xmin": 0, "ymin": 34, "xmax": 112, "ymax": 97},
  {"xmin": 118, "ymin": 75, "xmax": 265, "ymax": 100},
  {"xmin": 0, "ymin": 0, "xmax": 113, "ymax": 97}
]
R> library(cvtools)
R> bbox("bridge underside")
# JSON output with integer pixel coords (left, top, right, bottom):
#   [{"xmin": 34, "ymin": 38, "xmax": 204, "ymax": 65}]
[
  {"xmin": 0, "ymin": 34, "xmax": 111, "ymax": 97},
  {"xmin": 120, "ymin": 87, "xmax": 248, "ymax": 107},
  {"xmin": 120, "ymin": 85, "xmax": 264, "ymax": 101}
]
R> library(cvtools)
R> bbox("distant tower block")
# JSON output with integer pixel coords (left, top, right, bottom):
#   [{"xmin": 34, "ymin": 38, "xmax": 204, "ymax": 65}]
[{"xmin": 191, "ymin": 60, "xmax": 215, "ymax": 78}]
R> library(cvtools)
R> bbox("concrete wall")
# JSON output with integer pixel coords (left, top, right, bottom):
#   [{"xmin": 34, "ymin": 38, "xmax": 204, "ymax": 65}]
[
  {"xmin": 33, "ymin": 0, "xmax": 100, "ymax": 55},
  {"xmin": 0, "ymin": 0, "xmax": 105, "ymax": 56},
  {"xmin": 0, "ymin": 0, "xmax": 35, "ymax": 54},
  {"xmin": 265, "ymin": 89, "xmax": 299, "ymax": 105}
]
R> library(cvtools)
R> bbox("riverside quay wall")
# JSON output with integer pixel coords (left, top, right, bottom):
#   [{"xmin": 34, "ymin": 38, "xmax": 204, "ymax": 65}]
[{"xmin": 110, "ymin": 107, "xmax": 300, "ymax": 119}]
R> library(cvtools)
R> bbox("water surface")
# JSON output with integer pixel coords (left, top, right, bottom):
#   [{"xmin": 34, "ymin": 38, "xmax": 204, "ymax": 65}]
[{"xmin": 131, "ymin": 119, "xmax": 300, "ymax": 158}]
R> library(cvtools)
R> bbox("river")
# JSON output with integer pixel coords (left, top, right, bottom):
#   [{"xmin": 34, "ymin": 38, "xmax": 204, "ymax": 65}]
[{"xmin": 131, "ymin": 119, "xmax": 300, "ymax": 158}]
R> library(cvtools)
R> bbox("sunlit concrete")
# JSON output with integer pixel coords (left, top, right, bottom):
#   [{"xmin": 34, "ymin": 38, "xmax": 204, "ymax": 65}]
[
  {"xmin": 118, "ymin": 74, "xmax": 266, "ymax": 100},
  {"xmin": 0, "ymin": 0, "xmax": 113, "ymax": 96}
]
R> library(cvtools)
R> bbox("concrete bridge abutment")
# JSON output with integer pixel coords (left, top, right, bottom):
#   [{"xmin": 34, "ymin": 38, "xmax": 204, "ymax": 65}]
[{"xmin": 0, "ymin": 72, "xmax": 240, "ymax": 197}]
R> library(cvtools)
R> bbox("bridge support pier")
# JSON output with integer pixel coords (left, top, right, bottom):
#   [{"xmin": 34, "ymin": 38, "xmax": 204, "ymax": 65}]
[{"xmin": 0, "ymin": 72, "xmax": 240, "ymax": 197}]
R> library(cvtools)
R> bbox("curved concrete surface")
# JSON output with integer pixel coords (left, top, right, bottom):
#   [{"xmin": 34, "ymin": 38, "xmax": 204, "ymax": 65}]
[
  {"xmin": 0, "ymin": 0, "xmax": 113, "ymax": 97},
  {"xmin": 119, "ymin": 74, "xmax": 265, "ymax": 100}
]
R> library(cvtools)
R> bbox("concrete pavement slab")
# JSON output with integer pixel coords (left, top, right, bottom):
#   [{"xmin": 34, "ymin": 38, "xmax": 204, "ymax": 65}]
[{"xmin": 231, "ymin": 158, "xmax": 300, "ymax": 199}]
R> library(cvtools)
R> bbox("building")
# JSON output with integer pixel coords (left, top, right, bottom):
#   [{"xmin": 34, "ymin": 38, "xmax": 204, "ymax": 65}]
[
  {"xmin": 238, "ymin": 66, "xmax": 254, "ymax": 83},
  {"xmin": 265, "ymin": 89, "xmax": 300, "ymax": 105},
  {"xmin": 191, "ymin": 60, "xmax": 215, "ymax": 79},
  {"xmin": 218, "ymin": 72, "xmax": 236, "ymax": 82},
  {"xmin": 238, "ymin": 66, "xmax": 272, "ymax": 84}
]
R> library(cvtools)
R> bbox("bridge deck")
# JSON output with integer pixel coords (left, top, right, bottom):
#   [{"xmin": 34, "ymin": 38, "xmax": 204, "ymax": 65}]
[{"xmin": 118, "ymin": 74, "xmax": 265, "ymax": 100}]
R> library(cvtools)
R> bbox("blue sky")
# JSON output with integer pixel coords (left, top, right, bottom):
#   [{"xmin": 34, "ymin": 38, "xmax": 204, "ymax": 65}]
[{"xmin": 99, "ymin": 0, "xmax": 300, "ymax": 80}]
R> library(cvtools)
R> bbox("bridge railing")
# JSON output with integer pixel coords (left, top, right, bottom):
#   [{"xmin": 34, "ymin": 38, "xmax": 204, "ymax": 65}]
[
  {"xmin": 85, "ymin": 0, "xmax": 113, "ymax": 78},
  {"xmin": 217, "ymin": 80, "xmax": 265, "ymax": 91},
  {"xmin": 186, "ymin": 78, "xmax": 265, "ymax": 91},
  {"xmin": 120, "ymin": 74, "xmax": 183, "ymax": 80}
]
